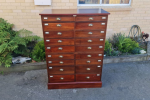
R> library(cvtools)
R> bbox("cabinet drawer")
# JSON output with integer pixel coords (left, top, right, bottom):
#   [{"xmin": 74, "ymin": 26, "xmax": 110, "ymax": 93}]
[
  {"xmin": 76, "ymin": 59, "xmax": 102, "ymax": 65},
  {"xmin": 76, "ymin": 46, "xmax": 104, "ymax": 52},
  {"xmin": 75, "ymin": 22, "xmax": 106, "ymax": 30},
  {"xmin": 46, "ymin": 46, "xmax": 75, "ymax": 53},
  {"xmin": 76, "ymin": 16, "xmax": 107, "ymax": 22},
  {"xmin": 76, "ymin": 53, "xmax": 103, "ymax": 59},
  {"xmin": 48, "ymin": 60, "xmax": 74, "ymax": 66},
  {"xmin": 43, "ymin": 23, "xmax": 74, "ymax": 31},
  {"xmin": 49, "ymin": 75, "xmax": 74, "ymax": 83},
  {"xmin": 76, "ymin": 65, "xmax": 102, "ymax": 74},
  {"xmin": 44, "ymin": 31, "xmax": 74, "ymax": 39},
  {"xmin": 76, "ymin": 74, "xmax": 101, "ymax": 81},
  {"xmin": 75, "ymin": 30, "xmax": 105, "ymax": 38},
  {"xmin": 48, "ymin": 66, "xmax": 75, "ymax": 74},
  {"xmin": 42, "ymin": 16, "xmax": 74, "ymax": 22},
  {"xmin": 47, "ymin": 54, "xmax": 74, "ymax": 59},
  {"xmin": 45, "ymin": 39, "xmax": 74, "ymax": 46},
  {"xmin": 75, "ymin": 38, "xmax": 104, "ymax": 45}
]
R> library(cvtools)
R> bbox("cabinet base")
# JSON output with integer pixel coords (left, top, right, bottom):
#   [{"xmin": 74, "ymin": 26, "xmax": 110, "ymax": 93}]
[{"xmin": 48, "ymin": 81, "xmax": 102, "ymax": 89}]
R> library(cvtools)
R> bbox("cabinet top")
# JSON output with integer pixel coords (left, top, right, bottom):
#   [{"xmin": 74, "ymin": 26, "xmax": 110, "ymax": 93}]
[{"xmin": 39, "ymin": 9, "xmax": 110, "ymax": 16}]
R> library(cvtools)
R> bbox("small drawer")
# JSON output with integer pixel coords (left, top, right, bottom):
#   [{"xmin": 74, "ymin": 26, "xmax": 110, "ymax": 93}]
[
  {"xmin": 76, "ymin": 74, "xmax": 101, "ymax": 82},
  {"xmin": 44, "ymin": 31, "xmax": 74, "ymax": 39},
  {"xmin": 49, "ymin": 75, "xmax": 74, "ymax": 83},
  {"xmin": 76, "ymin": 53, "xmax": 103, "ymax": 59},
  {"xmin": 47, "ymin": 54, "xmax": 74, "ymax": 59},
  {"xmin": 45, "ymin": 39, "xmax": 74, "ymax": 46},
  {"xmin": 76, "ymin": 46, "xmax": 104, "ymax": 52},
  {"xmin": 75, "ymin": 22, "xmax": 106, "ymax": 30},
  {"xmin": 75, "ymin": 30, "xmax": 105, "ymax": 38},
  {"xmin": 76, "ymin": 65, "xmax": 102, "ymax": 74},
  {"xmin": 43, "ymin": 23, "xmax": 74, "ymax": 31},
  {"xmin": 76, "ymin": 16, "xmax": 107, "ymax": 22},
  {"xmin": 46, "ymin": 46, "xmax": 75, "ymax": 53},
  {"xmin": 48, "ymin": 60, "xmax": 74, "ymax": 66},
  {"xmin": 75, "ymin": 38, "xmax": 105, "ymax": 45},
  {"xmin": 76, "ymin": 59, "xmax": 102, "ymax": 65},
  {"xmin": 48, "ymin": 66, "xmax": 75, "ymax": 74},
  {"xmin": 42, "ymin": 16, "xmax": 74, "ymax": 22}
]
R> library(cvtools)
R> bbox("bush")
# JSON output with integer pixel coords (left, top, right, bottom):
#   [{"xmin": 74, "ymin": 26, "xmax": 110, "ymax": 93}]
[
  {"xmin": 31, "ymin": 40, "xmax": 45, "ymax": 62},
  {"xmin": 104, "ymin": 40, "xmax": 113, "ymax": 56}
]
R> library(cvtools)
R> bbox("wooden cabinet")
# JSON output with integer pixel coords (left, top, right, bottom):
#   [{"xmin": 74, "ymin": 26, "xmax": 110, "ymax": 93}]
[{"xmin": 40, "ymin": 9, "xmax": 110, "ymax": 89}]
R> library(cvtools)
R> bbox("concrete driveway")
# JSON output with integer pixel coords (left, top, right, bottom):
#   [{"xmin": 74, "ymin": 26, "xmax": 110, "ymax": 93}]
[{"xmin": 0, "ymin": 61, "xmax": 150, "ymax": 100}]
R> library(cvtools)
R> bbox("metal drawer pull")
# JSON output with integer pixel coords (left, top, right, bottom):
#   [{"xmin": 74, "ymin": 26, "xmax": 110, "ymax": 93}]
[
  {"xmin": 44, "ymin": 17, "xmax": 48, "ymax": 19},
  {"xmin": 88, "ymin": 24, "xmax": 93, "ymax": 26},
  {"xmin": 101, "ymin": 23, "xmax": 105, "ymax": 25},
  {"xmin": 49, "ymin": 67, "xmax": 52, "ymax": 69},
  {"xmin": 88, "ymin": 40, "xmax": 92, "ymax": 43},
  {"xmin": 46, "ymin": 40, "xmax": 50, "ymax": 42},
  {"xmin": 99, "ymin": 46, "xmax": 103, "ymax": 48},
  {"xmin": 87, "ymin": 61, "xmax": 91, "ymax": 63},
  {"xmin": 89, "ymin": 17, "xmax": 93, "ymax": 20},
  {"xmin": 100, "ymin": 39, "xmax": 104, "ymax": 41},
  {"xmin": 57, "ymin": 24, "xmax": 61, "ymax": 27},
  {"xmin": 100, "ymin": 31, "xmax": 104, "ymax": 33},
  {"xmin": 98, "ymin": 60, "xmax": 101, "ymax": 62},
  {"xmin": 88, "ymin": 32, "xmax": 93, "ymax": 35},
  {"xmin": 87, "ymin": 47, "xmax": 92, "ymax": 49},
  {"xmin": 58, "ymin": 47, "xmax": 63, "ymax": 50},
  {"xmin": 86, "ymin": 68, "xmax": 90, "ymax": 70},
  {"xmin": 60, "ymin": 69, "xmax": 64, "ymax": 71},
  {"xmin": 97, "ymin": 74, "xmax": 100, "ymax": 76},
  {"xmin": 98, "ymin": 54, "xmax": 102, "ymax": 56},
  {"xmin": 50, "ymin": 76, "xmax": 53, "ymax": 78},
  {"xmin": 58, "ymin": 40, "xmax": 62, "ymax": 43},
  {"xmin": 59, "ymin": 61, "xmax": 63, "ymax": 64},
  {"xmin": 60, "ymin": 77, "xmax": 64, "ymax": 80},
  {"xmin": 57, "ymin": 32, "xmax": 62, "ymax": 35},
  {"xmin": 45, "ymin": 32, "xmax": 49, "ymax": 34},
  {"xmin": 56, "ymin": 17, "xmax": 61, "ymax": 20},
  {"xmin": 44, "ymin": 23, "xmax": 48, "ymax": 26},
  {"xmin": 59, "ymin": 55, "xmax": 63, "ymax": 58},
  {"xmin": 87, "ymin": 55, "xmax": 91, "ymax": 57},
  {"xmin": 73, "ymin": 15, "xmax": 77, "ymax": 17},
  {"xmin": 97, "ymin": 65, "xmax": 101, "ymax": 68},
  {"xmin": 86, "ymin": 76, "xmax": 90, "ymax": 79},
  {"xmin": 48, "ymin": 55, "xmax": 51, "ymax": 57},
  {"xmin": 102, "ymin": 17, "xmax": 106, "ymax": 19},
  {"xmin": 47, "ymin": 47, "xmax": 51, "ymax": 49},
  {"xmin": 49, "ymin": 61, "xmax": 52, "ymax": 63}
]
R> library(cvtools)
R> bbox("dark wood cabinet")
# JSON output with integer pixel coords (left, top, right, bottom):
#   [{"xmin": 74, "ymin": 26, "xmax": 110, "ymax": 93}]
[{"xmin": 40, "ymin": 9, "xmax": 110, "ymax": 89}]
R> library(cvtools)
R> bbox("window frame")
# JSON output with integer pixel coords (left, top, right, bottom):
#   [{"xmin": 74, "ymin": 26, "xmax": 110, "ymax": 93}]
[{"xmin": 77, "ymin": 0, "xmax": 132, "ymax": 6}]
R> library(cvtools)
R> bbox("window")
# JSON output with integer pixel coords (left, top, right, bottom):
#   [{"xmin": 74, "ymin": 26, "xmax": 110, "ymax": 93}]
[{"xmin": 78, "ymin": 0, "xmax": 131, "ymax": 6}]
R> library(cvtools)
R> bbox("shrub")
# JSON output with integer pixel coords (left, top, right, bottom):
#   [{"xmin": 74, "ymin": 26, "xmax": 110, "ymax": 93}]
[{"xmin": 104, "ymin": 40, "xmax": 113, "ymax": 56}]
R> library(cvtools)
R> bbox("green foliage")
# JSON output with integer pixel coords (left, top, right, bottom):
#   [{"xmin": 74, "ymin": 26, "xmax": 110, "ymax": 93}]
[
  {"xmin": 31, "ymin": 40, "xmax": 45, "ymax": 62},
  {"xmin": 131, "ymin": 47, "xmax": 141, "ymax": 54},
  {"xmin": 104, "ymin": 40, "xmax": 113, "ymax": 56},
  {"xmin": 0, "ymin": 71, "xmax": 4, "ymax": 75}
]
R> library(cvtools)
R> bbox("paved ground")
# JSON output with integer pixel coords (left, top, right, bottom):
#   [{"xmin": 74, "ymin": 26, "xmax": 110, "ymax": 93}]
[{"xmin": 0, "ymin": 61, "xmax": 150, "ymax": 100}]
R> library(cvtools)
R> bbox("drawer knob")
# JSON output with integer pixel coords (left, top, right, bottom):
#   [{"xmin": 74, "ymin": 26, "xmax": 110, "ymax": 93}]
[
  {"xmin": 86, "ymin": 68, "xmax": 91, "ymax": 70},
  {"xmin": 88, "ymin": 24, "xmax": 93, "ymax": 26},
  {"xmin": 57, "ymin": 24, "xmax": 61, "ymax": 27},
  {"xmin": 87, "ymin": 55, "xmax": 91, "ymax": 57},
  {"xmin": 87, "ymin": 47, "xmax": 92, "ymax": 49},
  {"xmin": 45, "ymin": 32, "xmax": 49, "ymax": 34},
  {"xmin": 59, "ymin": 61, "xmax": 63, "ymax": 64},
  {"xmin": 60, "ymin": 69, "xmax": 64, "ymax": 71},
  {"xmin": 58, "ymin": 47, "xmax": 63, "ymax": 50},
  {"xmin": 97, "ymin": 74, "xmax": 100, "ymax": 76},
  {"xmin": 98, "ymin": 60, "xmax": 101, "ymax": 62},
  {"xmin": 99, "ymin": 46, "xmax": 103, "ymax": 48},
  {"xmin": 60, "ymin": 77, "xmax": 64, "ymax": 80},
  {"xmin": 47, "ymin": 47, "xmax": 51, "ymax": 49},
  {"xmin": 100, "ymin": 31, "xmax": 104, "ymax": 33},
  {"xmin": 98, "ymin": 54, "xmax": 102, "ymax": 56},
  {"xmin": 87, "ymin": 61, "xmax": 91, "ymax": 63},
  {"xmin": 43, "ymin": 17, "xmax": 48, "ymax": 19},
  {"xmin": 49, "ymin": 67, "xmax": 52, "ymax": 69},
  {"xmin": 50, "ymin": 76, "xmax": 53, "ymax": 78},
  {"xmin": 101, "ymin": 23, "xmax": 105, "ymax": 25},
  {"xmin": 100, "ymin": 39, "xmax": 104, "ymax": 41},
  {"xmin": 89, "ymin": 17, "xmax": 93, "ymax": 20},
  {"xmin": 97, "ymin": 65, "xmax": 101, "ymax": 68},
  {"xmin": 88, "ymin": 40, "xmax": 92, "ymax": 43},
  {"xmin": 48, "ymin": 55, "xmax": 51, "ymax": 57},
  {"xmin": 57, "ymin": 32, "xmax": 62, "ymax": 35},
  {"xmin": 56, "ymin": 17, "xmax": 61, "ymax": 20},
  {"xmin": 59, "ymin": 55, "xmax": 63, "ymax": 58},
  {"xmin": 49, "ymin": 61, "xmax": 52, "ymax": 63},
  {"xmin": 102, "ymin": 17, "xmax": 106, "ymax": 19},
  {"xmin": 88, "ymin": 32, "xmax": 93, "ymax": 35},
  {"xmin": 46, "ymin": 40, "xmax": 50, "ymax": 42},
  {"xmin": 58, "ymin": 40, "xmax": 62, "ymax": 43},
  {"xmin": 44, "ymin": 23, "xmax": 48, "ymax": 26},
  {"xmin": 86, "ymin": 76, "xmax": 90, "ymax": 79}
]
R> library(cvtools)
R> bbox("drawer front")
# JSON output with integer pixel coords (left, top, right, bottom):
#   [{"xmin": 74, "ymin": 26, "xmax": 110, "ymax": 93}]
[
  {"xmin": 76, "ymin": 53, "xmax": 103, "ymax": 59},
  {"xmin": 76, "ymin": 16, "xmax": 107, "ymax": 22},
  {"xmin": 47, "ymin": 54, "xmax": 74, "ymax": 59},
  {"xmin": 75, "ymin": 38, "xmax": 105, "ymax": 45},
  {"xmin": 75, "ymin": 30, "xmax": 105, "ymax": 38},
  {"xmin": 76, "ymin": 59, "xmax": 102, "ymax": 65},
  {"xmin": 45, "ymin": 39, "xmax": 74, "ymax": 46},
  {"xmin": 76, "ymin": 46, "xmax": 104, "ymax": 52},
  {"xmin": 48, "ymin": 60, "xmax": 74, "ymax": 66},
  {"xmin": 76, "ymin": 74, "xmax": 101, "ymax": 81},
  {"xmin": 43, "ymin": 23, "xmax": 74, "ymax": 31},
  {"xmin": 49, "ymin": 75, "xmax": 74, "ymax": 83},
  {"xmin": 48, "ymin": 66, "xmax": 75, "ymax": 74},
  {"xmin": 46, "ymin": 46, "xmax": 75, "ymax": 53},
  {"xmin": 44, "ymin": 31, "xmax": 74, "ymax": 39},
  {"xmin": 42, "ymin": 16, "xmax": 74, "ymax": 22},
  {"xmin": 75, "ymin": 22, "xmax": 106, "ymax": 30},
  {"xmin": 76, "ymin": 65, "xmax": 102, "ymax": 74}
]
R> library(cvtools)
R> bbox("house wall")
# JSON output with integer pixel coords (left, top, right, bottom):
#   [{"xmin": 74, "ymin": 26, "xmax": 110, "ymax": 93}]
[{"xmin": 0, "ymin": 0, "xmax": 150, "ymax": 38}]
